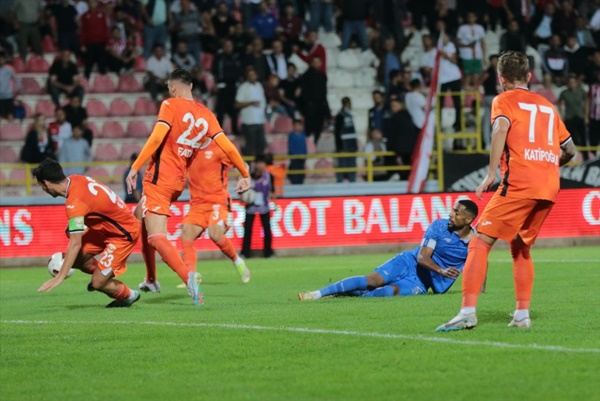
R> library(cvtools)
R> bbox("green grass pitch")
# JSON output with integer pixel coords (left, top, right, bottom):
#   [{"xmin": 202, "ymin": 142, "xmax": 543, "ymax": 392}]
[{"xmin": 1, "ymin": 246, "xmax": 599, "ymax": 401}]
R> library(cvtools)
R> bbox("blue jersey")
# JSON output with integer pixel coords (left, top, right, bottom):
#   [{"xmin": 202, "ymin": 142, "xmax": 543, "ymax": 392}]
[{"xmin": 413, "ymin": 219, "xmax": 473, "ymax": 294}]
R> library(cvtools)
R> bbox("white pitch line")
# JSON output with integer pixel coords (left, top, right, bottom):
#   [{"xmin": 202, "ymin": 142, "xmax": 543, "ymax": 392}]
[{"xmin": 2, "ymin": 319, "xmax": 599, "ymax": 354}]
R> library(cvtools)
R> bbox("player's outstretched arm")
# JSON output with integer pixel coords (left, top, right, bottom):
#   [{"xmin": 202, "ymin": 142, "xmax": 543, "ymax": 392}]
[
  {"xmin": 559, "ymin": 138, "xmax": 577, "ymax": 167},
  {"xmin": 417, "ymin": 246, "xmax": 461, "ymax": 279},
  {"xmin": 38, "ymin": 233, "xmax": 82, "ymax": 293},
  {"xmin": 477, "ymin": 118, "xmax": 509, "ymax": 200},
  {"xmin": 126, "ymin": 123, "xmax": 170, "ymax": 193}
]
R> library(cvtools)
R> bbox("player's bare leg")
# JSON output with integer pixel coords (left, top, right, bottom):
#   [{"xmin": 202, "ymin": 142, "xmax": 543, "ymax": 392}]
[
  {"xmin": 508, "ymin": 235, "xmax": 533, "ymax": 328},
  {"xmin": 208, "ymin": 224, "xmax": 250, "ymax": 283},
  {"xmin": 134, "ymin": 202, "xmax": 159, "ymax": 293},
  {"xmin": 87, "ymin": 267, "xmax": 140, "ymax": 308}
]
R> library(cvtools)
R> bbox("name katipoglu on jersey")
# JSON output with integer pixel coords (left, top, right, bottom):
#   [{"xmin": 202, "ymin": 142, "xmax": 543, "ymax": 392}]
[{"xmin": 524, "ymin": 148, "xmax": 559, "ymax": 165}]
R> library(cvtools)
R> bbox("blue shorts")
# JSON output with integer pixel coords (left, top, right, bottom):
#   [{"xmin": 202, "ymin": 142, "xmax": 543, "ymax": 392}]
[{"xmin": 373, "ymin": 253, "xmax": 427, "ymax": 296}]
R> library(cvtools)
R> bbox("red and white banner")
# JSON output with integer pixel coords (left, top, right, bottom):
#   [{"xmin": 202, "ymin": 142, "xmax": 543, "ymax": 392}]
[{"xmin": 1, "ymin": 189, "xmax": 599, "ymax": 259}]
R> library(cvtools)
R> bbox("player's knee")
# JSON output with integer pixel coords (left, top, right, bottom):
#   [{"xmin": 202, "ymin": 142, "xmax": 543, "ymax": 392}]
[
  {"xmin": 89, "ymin": 275, "xmax": 105, "ymax": 291},
  {"xmin": 510, "ymin": 237, "xmax": 531, "ymax": 259},
  {"xmin": 209, "ymin": 230, "xmax": 223, "ymax": 243},
  {"xmin": 390, "ymin": 285, "xmax": 400, "ymax": 296},
  {"xmin": 366, "ymin": 272, "xmax": 384, "ymax": 289},
  {"xmin": 181, "ymin": 225, "xmax": 197, "ymax": 241}
]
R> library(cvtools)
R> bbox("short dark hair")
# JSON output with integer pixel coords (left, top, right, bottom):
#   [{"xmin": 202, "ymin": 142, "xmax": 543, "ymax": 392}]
[
  {"xmin": 342, "ymin": 96, "xmax": 351, "ymax": 107},
  {"xmin": 409, "ymin": 79, "xmax": 421, "ymax": 89},
  {"xmin": 498, "ymin": 51, "xmax": 529, "ymax": 83},
  {"xmin": 293, "ymin": 118, "xmax": 303, "ymax": 125},
  {"xmin": 255, "ymin": 154, "xmax": 267, "ymax": 164},
  {"xmin": 372, "ymin": 90, "xmax": 383, "ymax": 97},
  {"xmin": 169, "ymin": 68, "xmax": 192, "ymax": 85},
  {"xmin": 32, "ymin": 158, "xmax": 66, "ymax": 184},
  {"xmin": 458, "ymin": 199, "xmax": 479, "ymax": 218}
]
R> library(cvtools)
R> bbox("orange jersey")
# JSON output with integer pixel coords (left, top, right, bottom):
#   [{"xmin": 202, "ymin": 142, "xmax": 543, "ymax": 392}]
[
  {"xmin": 144, "ymin": 98, "xmax": 224, "ymax": 191},
  {"xmin": 188, "ymin": 138, "xmax": 233, "ymax": 206},
  {"xmin": 491, "ymin": 88, "xmax": 572, "ymax": 202},
  {"xmin": 65, "ymin": 175, "xmax": 139, "ymax": 242}
]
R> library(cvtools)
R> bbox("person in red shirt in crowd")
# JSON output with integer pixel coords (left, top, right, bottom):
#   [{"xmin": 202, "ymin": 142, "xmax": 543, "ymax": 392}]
[
  {"xmin": 294, "ymin": 31, "xmax": 326, "ymax": 73},
  {"xmin": 48, "ymin": 108, "xmax": 73, "ymax": 153},
  {"xmin": 80, "ymin": 0, "xmax": 109, "ymax": 79},
  {"xmin": 106, "ymin": 26, "xmax": 138, "ymax": 73}
]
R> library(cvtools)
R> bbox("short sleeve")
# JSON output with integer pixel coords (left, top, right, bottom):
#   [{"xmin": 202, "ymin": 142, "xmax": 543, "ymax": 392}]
[
  {"xmin": 235, "ymin": 84, "xmax": 246, "ymax": 103},
  {"xmin": 421, "ymin": 220, "xmax": 444, "ymax": 250},
  {"xmin": 491, "ymin": 96, "xmax": 512, "ymax": 128},
  {"xmin": 156, "ymin": 100, "xmax": 175, "ymax": 128}
]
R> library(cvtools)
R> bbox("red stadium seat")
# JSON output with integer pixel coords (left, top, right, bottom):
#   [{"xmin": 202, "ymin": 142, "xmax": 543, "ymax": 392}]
[
  {"xmin": 91, "ymin": 75, "xmax": 116, "ymax": 93},
  {"xmin": 313, "ymin": 158, "xmax": 335, "ymax": 178},
  {"xmin": 86, "ymin": 99, "xmax": 108, "ymax": 117},
  {"xmin": 34, "ymin": 99, "xmax": 56, "ymax": 118},
  {"xmin": 264, "ymin": 120, "xmax": 272, "ymax": 135},
  {"xmin": 0, "ymin": 123, "xmax": 24, "ymax": 140},
  {"xmin": 0, "ymin": 147, "xmax": 20, "ymax": 163},
  {"xmin": 9, "ymin": 169, "xmax": 26, "ymax": 182},
  {"xmin": 22, "ymin": 101, "xmax": 32, "ymax": 118},
  {"xmin": 101, "ymin": 121, "xmax": 125, "ymax": 138},
  {"xmin": 118, "ymin": 74, "xmax": 141, "ymax": 93},
  {"xmin": 93, "ymin": 143, "xmax": 119, "ymax": 161},
  {"xmin": 0, "ymin": 169, "xmax": 6, "ymax": 182},
  {"xmin": 443, "ymin": 96, "xmax": 454, "ymax": 108},
  {"xmin": 133, "ymin": 98, "xmax": 156, "ymax": 116},
  {"xmin": 87, "ymin": 121, "xmax": 100, "ymax": 138},
  {"xmin": 134, "ymin": 56, "xmax": 146, "ymax": 72},
  {"xmin": 85, "ymin": 166, "xmax": 110, "ymax": 179},
  {"xmin": 21, "ymin": 78, "xmax": 42, "ymax": 95},
  {"xmin": 307, "ymin": 137, "xmax": 317, "ymax": 154},
  {"xmin": 112, "ymin": 165, "xmax": 129, "ymax": 183},
  {"xmin": 267, "ymin": 138, "xmax": 287, "ymax": 155},
  {"xmin": 127, "ymin": 121, "xmax": 149, "ymax": 138},
  {"xmin": 42, "ymin": 36, "xmax": 57, "ymax": 53},
  {"xmin": 272, "ymin": 115, "xmax": 293, "ymax": 134},
  {"xmin": 120, "ymin": 143, "xmax": 142, "ymax": 159},
  {"xmin": 11, "ymin": 57, "xmax": 26, "ymax": 73},
  {"xmin": 27, "ymin": 56, "xmax": 50, "ymax": 73},
  {"xmin": 78, "ymin": 76, "xmax": 91, "ymax": 94},
  {"xmin": 109, "ymin": 98, "xmax": 133, "ymax": 117}
]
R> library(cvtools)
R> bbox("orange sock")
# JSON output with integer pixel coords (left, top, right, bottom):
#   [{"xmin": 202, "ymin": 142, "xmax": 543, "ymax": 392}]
[
  {"xmin": 113, "ymin": 282, "xmax": 132, "ymax": 300},
  {"xmin": 511, "ymin": 238, "xmax": 534, "ymax": 310},
  {"xmin": 215, "ymin": 236, "xmax": 238, "ymax": 261},
  {"xmin": 182, "ymin": 239, "xmax": 197, "ymax": 272},
  {"xmin": 141, "ymin": 223, "xmax": 157, "ymax": 283},
  {"xmin": 148, "ymin": 233, "xmax": 189, "ymax": 283},
  {"xmin": 461, "ymin": 237, "xmax": 492, "ymax": 308}
]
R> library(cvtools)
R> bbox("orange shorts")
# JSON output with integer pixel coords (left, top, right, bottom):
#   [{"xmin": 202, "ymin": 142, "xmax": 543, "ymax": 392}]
[
  {"xmin": 182, "ymin": 202, "xmax": 230, "ymax": 230},
  {"xmin": 477, "ymin": 194, "xmax": 554, "ymax": 245},
  {"xmin": 141, "ymin": 182, "xmax": 182, "ymax": 217},
  {"xmin": 82, "ymin": 228, "xmax": 140, "ymax": 277}
]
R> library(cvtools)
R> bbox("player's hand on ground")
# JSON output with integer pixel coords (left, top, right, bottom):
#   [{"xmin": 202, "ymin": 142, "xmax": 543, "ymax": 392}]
[
  {"xmin": 38, "ymin": 277, "xmax": 64, "ymax": 293},
  {"xmin": 236, "ymin": 177, "xmax": 251, "ymax": 194},
  {"xmin": 439, "ymin": 267, "xmax": 461, "ymax": 279},
  {"xmin": 125, "ymin": 169, "xmax": 138, "ymax": 194},
  {"xmin": 476, "ymin": 174, "xmax": 495, "ymax": 200}
]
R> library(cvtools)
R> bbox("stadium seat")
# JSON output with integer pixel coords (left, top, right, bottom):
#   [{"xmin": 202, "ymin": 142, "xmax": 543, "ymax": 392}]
[
  {"xmin": 85, "ymin": 166, "xmax": 110, "ymax": 179},
  {"xmin": 21, "ymin": 78, "xmax": 42, "ymax": 95},
  {"xmin": 0, "ymin": 123, "xmax": 24, "ymax": 141},
  {"xmin": 34, "ymin": 99, "xmax": 56, "ymax": 118},
  {"xmin": 101, "ymin": 121, "xmax": 125, "ymax": 138},
  {"xmin": 267, "ymin": 138, "xmax": 287, "ymax": 155},
  {"xmin": 42, "ymin": 35, "xmax": 57, "ymax": 53},
  {"xmin": 312, "ymin": 158, "xmax": 335, "ymax": 178},
  {"xmin": 27, "ymin": 56, "xmax": 50, "ymax": 73},
  {"xmin": 337, "ymin": 50, "xmax": 361, "ymax": 70},
  {"xmin": 126, "ymin": 121, "xmax": 149, "ymax": 138},
  {"xmin": 11, "ymin": 57, "xmax": 26, "ymax": 73},
  {"xmin": 307, "ymin": 137, "xmax": 317, "ymax": 154},
  {"xmin": 91, "ymin": 75, "xmax": 116, "ymax": 93},
  {"xmin": 134, "ymin": 56, "xmax": 146, "ymax": 72},
  {"xmin": 87, "ymin": 121, "xmax": 100, "ymax": 138},
  {"xmin": 120, "ymin": 143, "xmax": 142, "ymax": 159},
  {"xmin": 263, "ymin": 119, "xmax": 272, "ymax": 135},
  {"xmin": 22, "ymin": 101, "xmax": 32, "ymax": 118},
  {"xmin": 113, "ymin": 164, "xmax": 129, "ymax": 180},
  {"xmin": 8, "ymin": 168, "xmax": 26, "ymax": 182},
  {"xmin": 200, "ymin": 53, "xmax": 214, "ymax": 71},
  {"xmin": 93, "ymin": 143, "xmax": 119, "ymax": 161},
  {"xmin": 328, "ymin": 69, "xmax": 354, "ymax": 89},
  {"xmin": 0, "ymin": 147, "xmax": 20, "ymax": 163},
  {"xmin": 109, "ymin": 98, "xmax": 133, "ymax": 117},
  {"xmin": 272, "ymin": 115, "xmax": 293, "ymax": 134},
  {"xmin": 118, "ymin": 74, "xmax": 141, "ymax": 93},
  {"xmin": 86, "ymin": 99, "xmax": 108, "ymax": 117},
  {"xmin": 0, "ymin": 169, "xmax": 6, "ymax": 182},
  {"xmin": 133, "ymin": 98, "xmax": 156, "ymax": 116},
  {"xmin": 79, "ymin": 76, "xmax": 91, "ymax": 93}
]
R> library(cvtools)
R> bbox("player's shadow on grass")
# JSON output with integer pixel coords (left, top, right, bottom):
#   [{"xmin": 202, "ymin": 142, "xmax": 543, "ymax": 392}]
[
  {"xmin": 64, "ymin": 304, "xmax": 107, "ymax": 310},
  {"xmin": 142, "ymin": 294, "xmax": 184, "ymax": 304},
  {"xmin": 477, "ymin": 310, "xmax": 543, "ymax": 323}
]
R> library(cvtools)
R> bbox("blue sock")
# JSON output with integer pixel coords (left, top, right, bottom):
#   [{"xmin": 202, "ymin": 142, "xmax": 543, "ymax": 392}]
[
  {"xmin": 319, "ymin": 276, "xmax": 368, "ymax": 297},
  {"xmin": 361, "ymin": 286, "xmax": 396, "ymax": 297}
]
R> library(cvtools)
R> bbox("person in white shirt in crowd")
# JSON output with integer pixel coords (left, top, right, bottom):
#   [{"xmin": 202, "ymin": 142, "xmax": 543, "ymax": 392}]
[
  {"xmin": 59, "ymin": 125, "xmax": 92, "ymax": 176},
  {"xmin": 532, "ymin": 2, "xmax": 556, "ymax": 48},
  {"xmin": 364, "ymin": 129, "xmax": 388, "ymax": 182},
  {"xmin": 439, "ymin": 32, "xmax": 463, "ymax": 141},
  {"xmin": 266, "ymin": 39, "xmax": 288, "ymax": 80},
  {"xmin": 144, "ymin": 44, "xmax": 174, "ymax": 103},
  {"xmin": 405, "ymin": 79, "xmax": 427, "ymax": 132},
  {"xmin": 419, "ymin": 34, "xmax": 436, "ymax": 86},
  {"xmin": 456, "ymin": 11, "xmax": 486, "ymax": 89},
  {"xmin": 235, "ymin": 66, "xmax": 267, "ymax": 156}
]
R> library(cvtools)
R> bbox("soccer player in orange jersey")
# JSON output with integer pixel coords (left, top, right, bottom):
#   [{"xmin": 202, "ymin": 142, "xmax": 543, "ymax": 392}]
[
  {"xmin": 436, "ymin": 51, "xmax": 577, "ymax": 331},
  {"xmin": 35, "ymin": 159, "xmax": 141, "ymax": 308},
  {"xmin": 125, "ymin": 69, "xmax": 250, "ymax": 305},
  {"xmin": 180, "ymin": 137, "xmax": 251, "ymax": 283}
]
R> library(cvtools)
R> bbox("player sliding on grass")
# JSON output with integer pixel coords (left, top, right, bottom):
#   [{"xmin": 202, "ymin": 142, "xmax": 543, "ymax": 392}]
[
  {"xmin": 299, "ymin": 200, "xmax": 479, "ymax": 300},
  {"xmin": 436, "ymin": 51, "xmax": 577, "ymax": 332},
  {"xmin": 35, "ymin": 159, "xmax": 141, "ymax": 308},
  {"xmin": 125, "ymin": 68, "xmax": 250, "ymax": 305}
]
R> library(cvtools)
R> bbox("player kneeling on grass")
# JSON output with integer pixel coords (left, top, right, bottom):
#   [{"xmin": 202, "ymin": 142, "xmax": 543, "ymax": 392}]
[
  {"xmin": 299, "ymin": 200, "xmax": 478, "ymax": 300},
  {"xmin": 35, "ymin": 159, "xmax": 141, "ymax": 308}
]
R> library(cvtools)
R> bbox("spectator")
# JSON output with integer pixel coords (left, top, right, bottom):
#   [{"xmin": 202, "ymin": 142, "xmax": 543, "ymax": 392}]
[
  {"xmin": 279, "ymin": 1, "xmax": 304, "ymax": 49},
  {"xmin": 535, "ymin": 73, "xmax": 558, "ymax": 104},
  {"xmin": 0, "ymin": 52, "xmax": 22, "ymax": 121},
  {"xmin": 74, "ymin": 0, "xmax": 89, "ymax": 17},
  {"xmin": 531, "ymin": 2, "xmax": 556, "ymax": 47},
  {"xmin": 383, "ymin": 98, "xmax": 417, "ymax": 180},
  {"xmin": 559, "ymin": 75, "xmax": 588, "ymax": 159},
  {"xmin": 405, "ymin": 79, "xmax": 427, "ymax": 131},
  {"xmin": 48, "ymin": 107, "xmax": 73, "ymax": 152},
  {"xmin": 428, "ymin": 0, "xmax": 459, "ymax": 37},
  {"xmin": 47, "ymin": 49, "xmax": 84, "ymax": 108},
  {"xmin": 59, "ymin": 125, "xmax": 91, "ymax": 176},
  {"xmin": 20, "ymin": 113, "xmax": 55, "ymax": 163},
  {"xmin": 123, "ymin": 152, "xmax": 143, "ymax": 203},
  {"xmin": 419, "ymin": 34, "xmax": 436, "ymax": 86},
  {"xmin": 543, "ymin": 34, "xmax": 569, "ymax": 86},
  {"xmin": 172, "ymin": 0, "xmax": 202, "ymax": 61},
  {"xmin": 457, "ymin": 11, "xmax": 486, "ymax": 89},
  {"xmin": 12, "ymin": 0, "xmax": 42, "ymax": 60},
  {"xmin": 141, "ymin": 0, "xmax": 169, "ymax": 58},
  {"xmin": 385, "ymin": 69, "xmax": 405, "ymax": 105},
  {"xmin": 340, "ymin": 0, "xmax": 369, "ymax": 51},
  {"xmin": 487, "ymin": 0, "xmax": 506, "ymax": 31},
  {"xmin": 574, "ymin": 16, "xmax": 596, "ymax": 49},
  {"xmin": 309, "ymin": 0, "xmax": 334, "ymax": 33},
  {"xmin": 212, "ymin": 1, "xmax": 236, "ymax": 39},
  {"xmin": 241, "ymin": 0, "xmax": 262, "ymax": 29},
  {"xmin": 380, "ymin": 37, "xmax": 402, "ymax": 88},
  {"xmin": 564, "ymin": 35, "xmax": 588, "ymax": 78},
  {"xmin": 481, "ymin": 54, "xmax": 499, "ymax": 149},
  {"xmin": 264, "ymin": 153, "xmax": 286, "ymax": 197},
  {"xmin": 334, "ymin": 97, "xmax": 358, "ymax": 183},
  {"xmin": 213, "ymin": 38, "xmax": 242, "ymax": 133},
  {"xmin": 243, "ymin": 37, "xmax": 269, "ymax": 82},
  {"xmin": 368, "ymin": 90, "xmax": 385, "ymax": 135},
  {"xmin": 63, "ymin": 95, "xmax": 93, "ymax": 147},
  {"xmin": 264, "ymin": 74, "xmax": 286, "ymax": 121},
  {"xmin": 235, "ymin": 67, "xmax": 267, "ymax": 156},
  {"xmin": 590, "ymin": 7, "xmax": 600, "ymax": 45},
  {"xmin": 249, "ymin": 1, "xmax": 279, "ymax": 47},
  {"xmin": 172, "ymin": 42, "xmax": 197, "ymax": 71},
  {"xmin": 53, "ymin": 0, "xmax": 79, "ymax": 54},
  {"xmin": 500, "ymin": 19, "xmax": 528, "ymax": 54},
  {"xmin": 297, "ymin": 57, "xmax": 328, "ymax": 145},
  {"xmin": 372, "ymin": 0, "xmax": 407, "ymax": 45},
  {"xmin": 266, "ymin": 39, "xmax": 289, "ymax": 80},
  {"xmin": 144, "ymin": 44, "xmax": 173, "ymax": 102},
  {"xmin": 287, "ymin": 119, "xmax": 307, "ymax": 185},
  {"xmin": 439, "ymin": 32, "xmax": 463, "ymax": 135},
  {"xmin": 278, "ymin": 63, "xmax": 300, "ymax": 118},
  {"xmin": 241, "ymin": 154, "xmax": 274, "ymax": 259},
  {"xmin": 586, "ymin": 50, "xmax": 600, "ymax": 84},
  {"xmin": 231, "ymin": 21, "xmax": 254, "ymax": 56},
  {"xmin": 553, "ymin": 0, "xmax": 578, "ymax": 40},
  {"xmin": 294, "ymin": 31, "xmax": 327, "ymax": 73},
  {"xmin": 588, "ymin": 70, "xmax": 600, "ymax": 155},
  {"xmin": 113, "ymin": 6, "xmax": 137, "ymax": 39},
  {"xmin": 80, "ymin": 0, "xmax": 109, "ymax": 80},
  {"xmin": 106, "ymin": 27, "xmax": 136, "ymax": 73},
  {"xmin": 364, "ymin": 129, "xmax": 387, "ymax": 181}
]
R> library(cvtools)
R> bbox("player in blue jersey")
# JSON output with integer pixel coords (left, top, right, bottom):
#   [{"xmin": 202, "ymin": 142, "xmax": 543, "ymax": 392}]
[{"xmin": 298, "ymin": 200, "xmax": 479, "ymax": 300}]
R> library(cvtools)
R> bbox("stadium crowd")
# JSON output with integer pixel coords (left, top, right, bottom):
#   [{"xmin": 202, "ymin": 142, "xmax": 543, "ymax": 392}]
[{"xmin": 0, "ymin": 0, "xmax": 599, "ymax": 188}]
